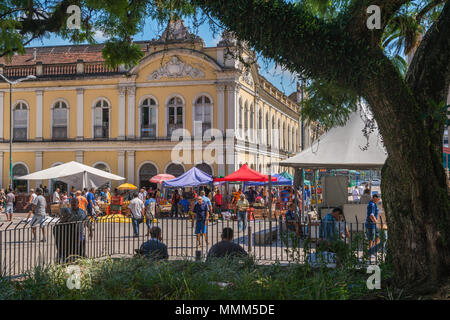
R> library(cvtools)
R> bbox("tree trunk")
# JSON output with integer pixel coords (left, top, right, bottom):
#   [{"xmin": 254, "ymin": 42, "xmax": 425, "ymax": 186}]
[{"xmin": 381, "ymin": 138, "xmax": 450, "ymax": 291}]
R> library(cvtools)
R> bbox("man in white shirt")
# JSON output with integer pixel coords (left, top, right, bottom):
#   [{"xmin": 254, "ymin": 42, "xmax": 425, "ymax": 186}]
[
  {"xmin": 138, "ymin": 188, "xmax": 147, "ymax": 202},
  {"xmin": 52, "ymin": 188, "xmax": 61, "ymax": 204},
  {"xmin": 128, "ymin": 192, "xmax": 145, "ymax": 237},
  {"xmin": 352, "ymin": 186, "xmax": 360, "ymax": 203},
  {"xmin": 24, "ymin": 189, "xmax": 37, "ymax": 220}
]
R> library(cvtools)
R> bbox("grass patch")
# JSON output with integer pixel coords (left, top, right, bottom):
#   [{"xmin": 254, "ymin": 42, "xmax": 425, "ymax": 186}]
[{"xmin": 0, "ymin": 256, "xmax": 389, "ymax": 300}]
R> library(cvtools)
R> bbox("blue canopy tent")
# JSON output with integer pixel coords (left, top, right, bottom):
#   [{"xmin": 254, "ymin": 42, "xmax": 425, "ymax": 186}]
[
  {"xmin": 162, "ymin": 167, "xmax": 213, "ymax": 188},
  {"xmin": 244, "ymin": 173, "xmax": 293, "ymax": 187}
]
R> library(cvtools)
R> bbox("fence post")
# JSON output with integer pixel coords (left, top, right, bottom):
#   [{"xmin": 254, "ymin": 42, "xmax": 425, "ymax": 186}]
[
  {"xmin": 248, "ymin": 225, "xmax": 252, "ymax": 252},
  {"xmin": 195, "ymin": 250, "xmax": 201, "ymax": 261}
]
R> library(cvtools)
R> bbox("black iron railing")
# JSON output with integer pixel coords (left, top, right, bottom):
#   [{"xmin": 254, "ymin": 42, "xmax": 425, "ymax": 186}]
[{"xmin": 0, "ymin": 215, "xmax": 387, "ymax": 278}]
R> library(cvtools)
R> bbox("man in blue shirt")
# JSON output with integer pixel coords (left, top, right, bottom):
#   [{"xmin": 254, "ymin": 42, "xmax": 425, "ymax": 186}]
[
  {"xmin": 285, "ymin": 203, "xmax": 300, "ymax": 237},
  {"xmin": 319, "ymin": 207, "xmax": 346, "ymax": 249},
  {"xmin": 193, "ymin": 196, "xmax": 210, "ymax": 248},
  {"xmin": 137, "ymin": 226, "xmax": 168, "ymax": 260},
  {"xmin": 304, "ymin": 186, "xmax": 311, "ymax": 211},
  {"xmin": 179, "ymin": 196, "xmax": 190, "ymax": 217},
  {"xmin": 365, "ymin": 194, "xmax": 380, "ymax": 250},
  {"xmin": 86, "ymin": 188, "xmax": 96, "ymax": 219}
]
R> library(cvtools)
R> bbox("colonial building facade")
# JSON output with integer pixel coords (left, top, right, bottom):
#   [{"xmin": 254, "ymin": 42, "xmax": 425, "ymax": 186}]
[{"xmin": 0, "ymin": 21, "xmax": 313, "ymax": 192}]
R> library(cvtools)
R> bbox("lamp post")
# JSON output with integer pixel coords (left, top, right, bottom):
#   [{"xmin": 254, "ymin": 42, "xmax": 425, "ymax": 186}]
[{"xmin": 0, "ymin": 74, "xmax": 36, "ymax": 191}]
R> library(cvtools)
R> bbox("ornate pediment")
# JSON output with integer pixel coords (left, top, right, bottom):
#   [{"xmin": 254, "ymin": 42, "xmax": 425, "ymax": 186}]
[
  {"xmin": 147, "ymin": 56, "xmax": 205, "ymax": 80},
  {"xmin": 241, "ymin": 68, "xmax": 254, "ymax": 87}
]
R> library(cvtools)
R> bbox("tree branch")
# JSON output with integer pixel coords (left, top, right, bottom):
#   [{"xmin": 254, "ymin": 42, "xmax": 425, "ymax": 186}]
[{"xmin": 406, "ymin": 0, "xmax": 450, "ymax": 106}]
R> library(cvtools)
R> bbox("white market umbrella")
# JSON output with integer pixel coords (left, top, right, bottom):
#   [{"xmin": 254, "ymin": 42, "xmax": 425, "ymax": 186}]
[{"xmin": 16, "ymin": 161, "xmax": 125, "ymax": 189}]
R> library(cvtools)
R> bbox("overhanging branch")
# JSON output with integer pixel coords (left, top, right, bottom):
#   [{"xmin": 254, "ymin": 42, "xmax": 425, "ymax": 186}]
[{"xmin": 406, "ymin": 0, "xmax": 450, "ymax": 105}]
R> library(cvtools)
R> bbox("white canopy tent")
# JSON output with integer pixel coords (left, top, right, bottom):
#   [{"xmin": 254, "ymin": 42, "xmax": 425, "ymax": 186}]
[
  {"xmin": 281, "ymin": 111, "xmax": 387, "ymax": 169},
  {"xmin": 16, "ymin": 161, "xmax": 125, "ymax": 189}
]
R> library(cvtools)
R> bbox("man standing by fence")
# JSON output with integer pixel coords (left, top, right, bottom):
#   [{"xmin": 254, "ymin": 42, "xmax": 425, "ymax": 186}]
[
  {"xmin": 129, "ymin": 192, "xmax": 145, "ymax": 237},
  {"xmin": 5, "ymin": 189, "xmax": 15, "ymax": 222},
  {"xmin": 193, "ymin": 196, "xmax": 209, "ymax": 248},
  {"xmin": 236, "ymin": 194, "xmax": 249, "ymax": 232},
  {"xmin": 55, "ymin": 197, "xmax": 92, "ymax": 263},
  {"xmin": 30, "ymin": 188, "xmax": 47, "ymax": 242}
]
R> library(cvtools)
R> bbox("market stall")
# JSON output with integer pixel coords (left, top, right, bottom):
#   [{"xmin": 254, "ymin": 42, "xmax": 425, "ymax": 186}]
[
  {"xmin": 214, "ymin": 164, "xmax": 278, "ymax": 220},
  {"xmin": 161, "ymin": 167, "xmax": 213, "ymax": 217},
  {"xmin": 280, "ymin": 109, "xmax": 387, "ymax": 225}
]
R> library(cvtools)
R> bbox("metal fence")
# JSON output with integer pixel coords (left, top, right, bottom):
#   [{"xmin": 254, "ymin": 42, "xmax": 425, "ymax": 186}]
[{"xmin": 0, "ymin": 216, "xmax": 387, "ymax": 278}]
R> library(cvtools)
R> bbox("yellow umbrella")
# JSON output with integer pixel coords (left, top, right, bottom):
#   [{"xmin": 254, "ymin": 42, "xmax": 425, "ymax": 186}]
[{"xmin": 117, "ymin": 183, "xmax": 137, "ymax": 190}]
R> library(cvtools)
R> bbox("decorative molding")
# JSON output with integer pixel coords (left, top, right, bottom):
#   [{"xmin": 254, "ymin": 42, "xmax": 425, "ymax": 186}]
[
  {"xmin": 241, "ymin": 69, "xmax": 254, "ymax": 87},
  {"xmin": 127, "ymin": 86, "xmax": 136, "ymax": 96},
  {"xmin": 147, "ymin": 56, "xmax": 205, "ymax": 80}
]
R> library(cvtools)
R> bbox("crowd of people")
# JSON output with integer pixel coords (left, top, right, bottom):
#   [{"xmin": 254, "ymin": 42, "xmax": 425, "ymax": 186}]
[{"xmin": 0, "ymin": 181, "xmax": 385, "ymax": 264}]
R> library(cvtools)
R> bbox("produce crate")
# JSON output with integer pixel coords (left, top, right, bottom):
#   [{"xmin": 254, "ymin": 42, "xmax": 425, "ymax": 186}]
[{"xmin": 111, "ymin": 196, "xmax": 123, "ymax": 205}]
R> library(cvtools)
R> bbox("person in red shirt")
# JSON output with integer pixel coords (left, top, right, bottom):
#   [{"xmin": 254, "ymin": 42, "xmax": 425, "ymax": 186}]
[{"xmin": 214, "ymin": 189, "xmax": 223, "ymax": 215}]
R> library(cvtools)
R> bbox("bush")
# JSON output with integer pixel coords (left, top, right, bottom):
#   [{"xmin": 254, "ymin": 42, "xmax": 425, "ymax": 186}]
[{"xmin": 0, "ymin": 256, "xmax": 382, "ymax": 300}]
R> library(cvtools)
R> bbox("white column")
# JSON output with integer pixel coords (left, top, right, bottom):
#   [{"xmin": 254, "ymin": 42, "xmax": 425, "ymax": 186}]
[
  {"xmin": 76, "ymin": 89, "xmax": 84, "ymax": 140},
  {"xmin": 118, "ymin": 151, "xmax": 125, "ymax": 179},
  {"xmin": 0, "ymin": 91, "xmax": 3, "ymax": 140},
  {"xmin": 227, "ymin": 83, "xmax": 237, "ymax": 130},
  {"xmin": 76, "ymin": 150, "xmax": 83, "ymax": 163},
  {"xmin": 35, "ymin": 151, "xmax": 43, "ymax": 188},
  {"xmin": 127, "ymin": 87, "xmax": 136, "ymax": 139},
  {"xmin": 118, "ymin": 87, "xmax": 126, "ymax": 140},
  {"xmin": 0, "ymin": 151, "xmax": 3, "ymax": 188},
  {"xmin": 217, "ymin": 84, "xmax": 225, "ymax": 132},
  {"xmin": 36, "ymin": 90, "xmax": 43, "ymax": 141},
  {"xmin": 126, "ymin": 151, "xmax": 135, "ymax": 184}
]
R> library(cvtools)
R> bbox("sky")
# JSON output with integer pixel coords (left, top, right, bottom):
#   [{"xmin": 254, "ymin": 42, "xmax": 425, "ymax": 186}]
[{"xmin": 28, "ymin": 18, "xmax": 299, "ymax": 96}]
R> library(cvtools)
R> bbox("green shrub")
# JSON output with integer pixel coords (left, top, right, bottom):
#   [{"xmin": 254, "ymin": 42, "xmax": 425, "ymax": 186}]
[{"xmin": 0, "ymin": 256, "xmax": 386, "ymax": 300}]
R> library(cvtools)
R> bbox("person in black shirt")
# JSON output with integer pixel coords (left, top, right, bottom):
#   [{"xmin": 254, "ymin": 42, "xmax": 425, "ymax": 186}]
[{"xmin": 206, "ymin": 227, "xmax": 248, "ymax": 261}]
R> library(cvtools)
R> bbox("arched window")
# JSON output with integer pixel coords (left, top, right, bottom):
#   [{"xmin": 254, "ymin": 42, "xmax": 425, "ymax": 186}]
[
  {"xmin": 266, "ymin": 112, "xmax": 270, "ymax": 145},
  {"xmin": 94, "ymin": 99, "xmax": 109, "ymax": 139},
  {"xmin": 277, "ymin": 119, "xmax": 281, "ymax": 149},
  {"xmin": 94, "ymin": 163, "xmax": 111, "ymax": 189},
  {"xmin": 249, "ymin": 103, "xmax": 254, "ymax": 140},
  {"xmin": 140, "ymin": 97, "xmax": 157, "ymax": 138},
  {"xmin": 13, "ymin": 163, "xmax": 28, "ymax": 192},
  {"xmin": 244, "ymin": 102, "xmax": 249, "ymax": 132},
  {"xmin": 283, "ymin": 122, "xmax": 286, "ymax": 151},
  {"xmin": 271, "ymin": 115, "xmax": 275, "ymax": 146},
  {"xmin": 167, "ymin": 96, "xmax": 184, "ymax": 137},
  {"xmin": 13, "ymin": 102, "xmax": 28, "ymax": 141},
  {"xmin": 258, "ymin": 109, "xmax": 262, "ymax": 143},
  {"xmin": 288, "ymin": 125, "xmax": 291, "ymax": 152},
  {"xmin": 139, "ymin": 163, "xmax": 158, "ymax": 189},
  {"xmin": 195, "ymin": 163, "xmax": 213, "ymax": 176},
  {"xmin": 238, "ymin": 98, "xmax": 243, "ymax": 135},
  {"xmin": 52, "ymin": 100, "xmax": 68, "ymax": 140},
  {"xmin": 194, "ymin": 95, "xmax": 212, "ymax": 137},
  {"xmin": 166, "ymin": 163, "xmax": 185, "ymax": 177},
  {"xmin": 50, "ymin": 162, "xmax": 68, "ymax": 192}
]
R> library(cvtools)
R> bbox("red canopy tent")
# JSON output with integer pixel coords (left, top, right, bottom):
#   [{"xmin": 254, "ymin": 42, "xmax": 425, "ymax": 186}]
[{"xmin": 214, "ymin": 164, "xmax": 277, "ymax": 182}]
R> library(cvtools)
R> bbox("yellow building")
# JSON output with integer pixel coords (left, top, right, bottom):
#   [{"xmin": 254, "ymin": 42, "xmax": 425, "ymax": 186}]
[{"xmin": 0, "ymin": 21, "xmax": 312, "ymax": 192}]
